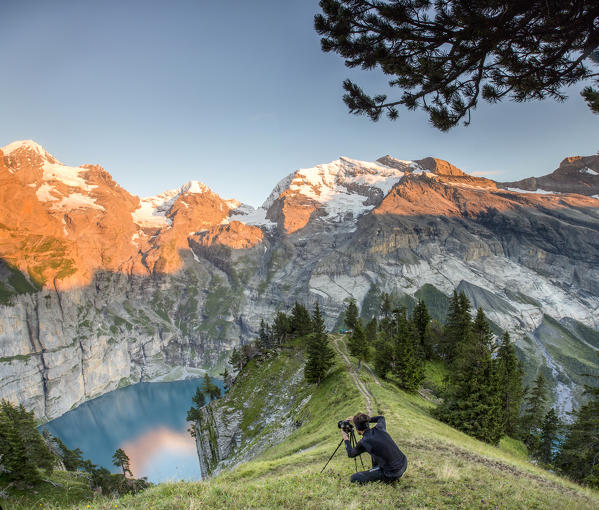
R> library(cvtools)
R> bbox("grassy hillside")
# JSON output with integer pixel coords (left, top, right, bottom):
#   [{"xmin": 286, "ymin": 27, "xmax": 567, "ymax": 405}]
[{"xmin": 6, "ymin": 337, "xmax": 597, "ymax": 510}]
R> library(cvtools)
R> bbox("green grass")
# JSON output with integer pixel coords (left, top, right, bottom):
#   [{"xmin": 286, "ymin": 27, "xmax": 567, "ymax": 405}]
[
  {"xmin": 422, "ymin": 360, "xmax": 449, "ymax": 395},
  {"xmin": 5, "ymin": 338, "xmax": 597, "ymax": 510},
  {"xmin": 1, "ymin": 470, "xmax": 93, "ymax": 509}
]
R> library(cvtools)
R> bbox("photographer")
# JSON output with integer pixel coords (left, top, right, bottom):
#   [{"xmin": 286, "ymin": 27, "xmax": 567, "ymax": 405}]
[{"xmin": 341, "ymin": 413, "xmax": 407, "ymax": 484}]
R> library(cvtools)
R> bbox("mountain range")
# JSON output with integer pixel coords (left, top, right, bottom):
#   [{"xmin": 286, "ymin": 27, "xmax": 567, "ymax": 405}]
[{"xmin": 0, "ymin": 140, "xmax": 598, "ymax": 421}]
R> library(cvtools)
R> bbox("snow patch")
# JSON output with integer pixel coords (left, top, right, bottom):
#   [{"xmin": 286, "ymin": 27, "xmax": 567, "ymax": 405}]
[
  {"xmin": 41, "ymin": 162, "xmax": 95, "ymax": 190},
  {"xmin": 580, "ymin": 167, "xmax": 599, "ymax": 176},
  {"xmin": 131, "ymin": 188, "xmax": 181, "ymax": 228},
  {"xmin": 51, "ymin": 193, "xmax": 105, "ymax": 211},
  {"xmin": 36, "ymin": 183, "xmax": 59, "ymax": 202},
  {"xmin": 505, "ymin": 187, "xmax": 558, "ymax": 195},
  {"xmin": 230, "ymin": 204, "xmax": 276, "ymax": 228}
]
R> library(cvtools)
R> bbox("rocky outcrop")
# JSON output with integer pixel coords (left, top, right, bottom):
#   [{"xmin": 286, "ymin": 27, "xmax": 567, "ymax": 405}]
[
  {"xmin": 1, "ymin": 140, "xmax": 598, "ymax": 421},
  {"xmin": 193, "ymin": 347, "xmax": 311, "ymax": 478},
  {"xmin": 499, "ymin": 155, "xmax": 599, "ymax": 195}
]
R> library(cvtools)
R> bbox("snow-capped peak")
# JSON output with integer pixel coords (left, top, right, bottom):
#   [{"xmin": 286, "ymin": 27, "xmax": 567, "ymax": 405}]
[
  {"xmin": 180, "ymin": 180, "xmax": 211, "ymax": 194},
  {"xmin": 262, "ymin": 156, "xmax": 406, "ymax": 217},
  {"xmin": 1, "ymin": 139, "xmax": 52, "ymax": 158}
]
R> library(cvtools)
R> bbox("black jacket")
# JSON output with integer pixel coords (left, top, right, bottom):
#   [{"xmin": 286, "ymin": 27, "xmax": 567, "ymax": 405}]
[{"xmin": 344, "ymin": 416, "xmax": 407, "ymax": 477}]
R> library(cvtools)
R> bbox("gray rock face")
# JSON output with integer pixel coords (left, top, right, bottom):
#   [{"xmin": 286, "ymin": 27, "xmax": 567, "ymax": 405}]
[{"xmin": 193, "ymin": 348, "xmax": 311, "ymax": 478}]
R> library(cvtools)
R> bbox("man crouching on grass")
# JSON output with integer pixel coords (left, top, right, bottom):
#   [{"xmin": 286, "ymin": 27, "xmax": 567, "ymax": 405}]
[{"xmin": 341, "ymin": 413, "xmax": 408, "ymax": 484}]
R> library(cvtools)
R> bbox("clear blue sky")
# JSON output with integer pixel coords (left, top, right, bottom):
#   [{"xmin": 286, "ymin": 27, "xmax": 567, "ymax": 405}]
[{"xmin": 1, "ymin": 0, "xmax": 597, "ymax": 206}]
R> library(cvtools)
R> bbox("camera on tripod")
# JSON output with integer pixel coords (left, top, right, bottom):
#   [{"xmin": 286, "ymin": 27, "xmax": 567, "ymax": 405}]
[
  {"xmin": 321, "ymin": 418, "xmax": 364, "ymax": 474},
  {"xmin": 338, "ymin": 420, "xmax": 354, "ymax": 433}
]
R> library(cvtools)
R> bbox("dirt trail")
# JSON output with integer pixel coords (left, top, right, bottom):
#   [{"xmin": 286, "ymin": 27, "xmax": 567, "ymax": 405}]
[{"xmin": 331, "ymin": 335, "xmax": 376, "ymax": 415}]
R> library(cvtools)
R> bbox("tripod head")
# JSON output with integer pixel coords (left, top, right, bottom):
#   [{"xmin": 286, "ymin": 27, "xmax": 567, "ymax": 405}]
[{"xmin": 320, "ymin": 422, "xmax": 365, "ymax": 474}]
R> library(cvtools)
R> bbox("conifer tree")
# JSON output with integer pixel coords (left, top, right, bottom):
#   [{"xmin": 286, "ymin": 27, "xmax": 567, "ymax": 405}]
[
  {"xmin": 435, "ymin": 309, "xmax": 503, "ymax": 444},
  {"xmin": 186, "ymin": 386, "xmax": 206, "ymax": 423},
  {"xmin": 304, "ymin": 303, "xmax": 335, "ymax": 385},
  {"xmin": 412, "ymin": 299, "xmax": 431, "ymax": 357},
  {"xmin": 200, "ymin": 373, "xmax": 221, "ymax": 401},
  {"xmin": 229, "ymin": 347, "xmax": 242, "ymax": 372},
  {"xmin": 538, "ymin": 408, "xmax": 560, "ymax": 464},
  {"xmin": 219, "ymin": 367, "xmax": 232, "ymax": 392},
  {"xmin": 555, "ymin": 357, "xmax": 599, "ymax": 487},
  {"xmin": 373, "ymin": 330, "xmax": 393, "ymax": 379},
  {"xmin": 365, "ymin": 317, "xmax": 377, "ymax": 344},
  {"xmin": 0, "ymin": 400, "xmax": 54, "ymax": 486},
  {"xmin": 290, "ymin": 302, "xmax": 312, "ymax": 337},
  {"xmin": 441, "ymin": 291, "xmax": 472, "ymax": 361},
  {"xmin": 344, "ymin": 298, "xmax": 359, "ymax": 330},
  {"xmin": 272, "ymin": 311, "xmax": 291, "ymax": 344},
  {"xmin": 348, "ymin": 319, "xmax": 368, "ymax": 361},
  {"xmin": 496, "ymin": 332, "xmax": 524, "ymax": 437},
  {"xmin": 0, "ymin": 401, "xmax": 41, "ymax": 486},
  {"xmin": 392, "ymin": 307, "xmax": 424, "ymax": 392},
  {"xmin": 380, "ymin": 293, "xmax": 392, "ymax": 319},
  {"xmin": 112, "ymin": 448, "xmax": 133, "ymax": 477},
  {"xmin": 258, "ymin": 319, "xmax": 271, "ymax": 351},
  {"xmin": 378, "ymin": 293, "xmax": 394, "ymax": 336},
  {"xmin": 521, "ymin": 372, "xmax": 548, "ymax": 449},
  {"xmin": 315, "ymin": 1, "xmax": 599, "ymax": 129}
]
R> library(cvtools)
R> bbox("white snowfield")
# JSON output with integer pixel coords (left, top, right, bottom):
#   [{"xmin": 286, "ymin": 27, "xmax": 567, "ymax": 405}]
[
  {"xmin": 262, "ymin": 157, "xmax": 409, "ymax": 225},
  {"xmin": 505, "ymin": 187, "xmax": 558, "ymax": 195},
  {"xmin": 580, "ymin": 167, "xmax": 599, "ymax": 176},
  {"xmin": 3, "ymin": 140, "xmax": 103, "ymax": 210},
  {"xmin": 131, "ymin": 180, "xmax": 214, "ymax": 228}
]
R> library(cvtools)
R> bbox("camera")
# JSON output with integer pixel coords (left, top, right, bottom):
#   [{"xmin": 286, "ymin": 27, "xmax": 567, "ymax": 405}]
[{"xmin": 338, "ymin": 419, "xmax": 354, "ymax": 433}]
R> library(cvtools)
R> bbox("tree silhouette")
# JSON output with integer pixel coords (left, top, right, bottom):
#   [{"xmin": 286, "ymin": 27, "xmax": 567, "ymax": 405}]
[
  {"xmin": 315, "ymin": 1, "xmax": 599, "ymax": 130},
  {"xmin": 112, "ymin": 448, "xmax": 132, "ymax": 477}
]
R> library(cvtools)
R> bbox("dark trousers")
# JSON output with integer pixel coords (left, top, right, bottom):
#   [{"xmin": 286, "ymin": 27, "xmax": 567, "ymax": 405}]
[{"xmin": 350, "ymin": 460, "xmax": 407, "ymax": 484}]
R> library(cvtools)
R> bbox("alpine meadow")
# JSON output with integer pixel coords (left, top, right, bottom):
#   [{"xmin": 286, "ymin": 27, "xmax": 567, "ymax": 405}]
[{"xmin": 1, "ymin": 1, "xmax": 598, "ymax": 509}]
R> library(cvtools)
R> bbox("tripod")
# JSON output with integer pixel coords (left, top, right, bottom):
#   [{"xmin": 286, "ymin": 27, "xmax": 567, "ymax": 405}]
[{"xmin": 320, "ymin": 427, "xmax": 365, "ymax": 474}]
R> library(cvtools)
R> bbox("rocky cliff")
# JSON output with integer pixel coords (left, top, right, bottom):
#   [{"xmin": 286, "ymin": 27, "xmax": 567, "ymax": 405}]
[
  {"xmin": 0, "ymin": 141, "xmax": 598, "ymax": 420},
  {"xmin": 193, "ymin": 341, "xmax": 311, "ymax": 478}
]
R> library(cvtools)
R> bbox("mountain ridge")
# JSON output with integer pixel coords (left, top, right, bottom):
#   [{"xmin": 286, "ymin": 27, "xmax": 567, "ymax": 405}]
[{"xmin": 1, "ymin": 139, "xmax": 598, "ymax": 421}]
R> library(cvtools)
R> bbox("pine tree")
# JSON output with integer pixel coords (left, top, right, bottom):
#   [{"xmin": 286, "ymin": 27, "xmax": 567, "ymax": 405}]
[
  {"xmin": 380, "ymin": 293, "xmax": 392, "ymax": 319},
  {"xmin": 258, "ymin": 319, "xmax": 271, "ymax": 351},
  {"xmin": 272, "ymin": 311, "xmax": 291, "ymax": 345},
  {"xmin": 391, "ymin": 307, "xmax": 424, "ymax": 392},
  {"xmin": 315, "ymin": 1, "xmax": 599, "ymax": 130},
  {"xmin": 304, "ymin": 303, "xmax": 335, "ymax": 385},
  {"xmin": 441, "ymin": 291, "xmax": 472, "ymax": 361},
  {"xmin": 365, "ymin": 317, "xmax": 377, "ymax": 344},
  {"xmin": 344, "ymin": 298, "xmax": 359, "ymax": 330},
  {"xmin": 435, "ymin": 309, "xmax": 503, "ymax": 444},
  {"xmin": 200, "ymin": 373, "xmax": 221, "ymax": 401},
  {"xmin": 555, "ymin": 356, "xmax": 599, "ymax": 487},
  {"xmin": 0, "ymin": 401, "xmax": 40, "ymax": 486},
  {"xmin": 219, "ymin": 367, "xmax": 232, "ymax": 392},
  {"xmin": 521, "ymin": 373, "xmax": 548, "ymax": 450},
  {"xmin": 496, "ymin": 332, "xmax": 524, "ymax": 437},
  {"xmin": 538, "ymin": 408, "xmax": 560, "ymax": 464},
  {"xmin": 112, "ymin": 448, "xmax": 133, "ymax": 477},
  {"xmin": 229, "ymin": 347, "xmax": 242, "ymax": 372},
  {"xmin": 186, "ymin": 386, "xmax": 206, "ymax": 423},
  {"xmin": 290, "ymin": 302, "xmax": 312, "ymax": 337},
  {"xmin": 348, "ymin": 319, "xmax": 368, "ymax": 361},
  {"xmin": 373, "ymin": 330, "xmax": 393, "ymax": 379},
  {"xmin": 412, "ymin": 299, "xmax": 431, "ymax": 357}
]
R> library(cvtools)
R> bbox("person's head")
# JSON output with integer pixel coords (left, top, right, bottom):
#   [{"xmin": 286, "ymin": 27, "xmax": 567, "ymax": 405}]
[{"xmin": 353, "ymin": 413, "xmax": 370, "ymax": 435}]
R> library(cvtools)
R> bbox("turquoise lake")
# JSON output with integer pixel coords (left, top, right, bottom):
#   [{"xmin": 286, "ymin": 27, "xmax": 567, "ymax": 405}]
[{"xmin": 40, "ymin": 378, "xmax": 224, "ymax": 484}]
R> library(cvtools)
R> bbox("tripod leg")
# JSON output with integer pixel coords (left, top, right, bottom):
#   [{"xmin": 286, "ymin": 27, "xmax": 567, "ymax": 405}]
[
  {"xmin": 320, "ymin": 438, "xmax": 345, "ymax": 474},
  {"xmin": 349, "ymin": 431, "xmax": 363, "ymax": 473}
]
